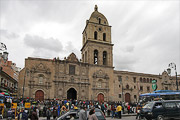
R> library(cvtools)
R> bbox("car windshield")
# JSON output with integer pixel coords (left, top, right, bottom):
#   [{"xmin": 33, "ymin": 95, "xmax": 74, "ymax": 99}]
[
  {"xmin": 58, "ymin": 112, "xmax": 69, "ymax": 119},
  {"xmin": 143, "ymin": 102, "xmax": 154, "ymax": 109},
  {"xmin": 95, "ymin": 111, "xmax": 102, "ymax": 116}
]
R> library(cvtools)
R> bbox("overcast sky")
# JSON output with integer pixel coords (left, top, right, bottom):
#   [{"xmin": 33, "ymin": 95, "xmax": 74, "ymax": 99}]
[{"xmin": 0, "ymin": 0, "xmax": 179, "ymax": 75}]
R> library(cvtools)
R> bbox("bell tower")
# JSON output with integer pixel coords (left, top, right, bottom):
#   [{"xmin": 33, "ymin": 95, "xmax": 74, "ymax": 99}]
[{"xmin": 81, "ymin": 5, "xmax": 113, "ymax": 67}]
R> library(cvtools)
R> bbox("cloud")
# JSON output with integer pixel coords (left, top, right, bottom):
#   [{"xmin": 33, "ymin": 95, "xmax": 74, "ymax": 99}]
[
  {"xmin": 114, "ymin": 47, "xmax": 139, "ymax": 71},
  {"xmin": 23, "ymin": 34, "xmax": 81, "ymax": 60},
  {"xmin": 64, "ymin": 41, "xmax": 80, "ymax": 58},
  {"xmin": 0, "ymin": 29, "xmax": 19, "ymax": 39},
  {"xmin": 24, "ymin": 34, "xmax": 63, "ymax": 52}
]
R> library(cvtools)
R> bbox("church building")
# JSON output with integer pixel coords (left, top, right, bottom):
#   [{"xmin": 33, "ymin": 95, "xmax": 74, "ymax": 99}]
[{"xmin": 18, "ymin": 5, "xmax": 180, "ymax": 103}]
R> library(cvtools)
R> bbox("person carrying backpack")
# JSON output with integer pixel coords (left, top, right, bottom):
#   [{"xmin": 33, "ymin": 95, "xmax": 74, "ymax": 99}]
[
  {"xmin": 46, "ymin": 108, "xmax": 51, "ymax": 120},
  {"xmin": 30, "ymin": 109, "xmax": 38, "ymax": 120},
  {"xmin": 18, "ymin": 108, "xmax": 28, "ymax": 120}
]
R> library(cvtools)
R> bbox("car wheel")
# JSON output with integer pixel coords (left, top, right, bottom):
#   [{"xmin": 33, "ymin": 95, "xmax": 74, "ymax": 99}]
[{"xmin": 157, "ymin": 115, "xmax": 164, "ymax": 120}]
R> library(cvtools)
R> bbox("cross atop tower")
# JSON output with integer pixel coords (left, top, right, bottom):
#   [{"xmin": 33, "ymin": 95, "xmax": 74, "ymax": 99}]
[{"xmin": 94, "ymin": 5, "xmax": 98, "ymax": 11}]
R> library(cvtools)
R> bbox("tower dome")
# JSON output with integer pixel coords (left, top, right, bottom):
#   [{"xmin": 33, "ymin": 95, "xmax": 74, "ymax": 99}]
[{"xmin": 89, "ymin": 5, "xmax": 109, "ymax": 25}]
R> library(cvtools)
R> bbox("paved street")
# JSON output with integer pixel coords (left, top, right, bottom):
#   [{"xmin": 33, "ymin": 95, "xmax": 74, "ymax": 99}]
[
  {"xmin": 106, "ymin": 116, "xmax": 137, "ymax": 120},
  {"xmin": 36, "ymin": 116, "xmax": 137, "ymax": 120},
  {"xmin": 1, "ymin": 114, "xmax": 137, "ymax": 120}
]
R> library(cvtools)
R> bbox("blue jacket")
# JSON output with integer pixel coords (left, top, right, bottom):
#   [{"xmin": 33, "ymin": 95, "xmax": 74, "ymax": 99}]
[{"xmin": 18, "ymin": 112, "xmax": 28, "ymax": 120}]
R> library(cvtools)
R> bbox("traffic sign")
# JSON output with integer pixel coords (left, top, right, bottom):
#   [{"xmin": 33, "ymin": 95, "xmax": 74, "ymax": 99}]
[
  {"xmin": 25, "ymin": 102, "xmax": 31, "ymax": 108},
  {"xmin": 12, "ymin": 103, "xmax": 17, "ymax": 109}
]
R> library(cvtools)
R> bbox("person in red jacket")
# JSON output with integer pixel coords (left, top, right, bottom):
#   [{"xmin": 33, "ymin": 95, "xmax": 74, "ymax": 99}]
[{"xmin": 127, "ymin": 105, "xmax": 130, "ymax": 114}]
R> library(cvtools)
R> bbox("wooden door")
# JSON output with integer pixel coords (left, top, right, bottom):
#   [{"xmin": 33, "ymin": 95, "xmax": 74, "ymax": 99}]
[
  {"xmin": 125, "ymin": 93, "xmax": 131, "ymax": 103},
  {"xmin": 35, "ymin": 90, "xmax": 44, "ymax": 101},
  {"xmin": 97, "ymin": 93, "xmax": 104, "ymax": 103}
]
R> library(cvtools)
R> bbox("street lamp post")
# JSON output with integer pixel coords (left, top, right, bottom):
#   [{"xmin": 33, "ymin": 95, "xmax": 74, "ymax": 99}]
[
  {"xmin": 22, "ymin": 69, "xmax": 28, "ymax": 101},
  {"xmin": 0, "ymin": 42, "xmax": 9, "ymax": 63},
  {"xmin": 167, "ymin": 63, "xmax": 178, "ymax": 91}
]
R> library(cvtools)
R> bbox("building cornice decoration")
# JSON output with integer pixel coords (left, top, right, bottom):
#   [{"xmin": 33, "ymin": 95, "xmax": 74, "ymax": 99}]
[{"xmin": 30, "ymin": 63, "xmax": 51, "ymax": 74}]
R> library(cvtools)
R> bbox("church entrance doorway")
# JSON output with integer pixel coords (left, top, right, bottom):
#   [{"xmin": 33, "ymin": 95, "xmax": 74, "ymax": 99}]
[
  {"xmin": 35, "ymin": 90, "xmax": 44, "ymax": 101},
  {"xmin": 67, "ymin": 88, "xmax": 77, "ymax": 100},
  {"xmin": 97, "ymin": 93, "xmax": 104, "ymax": 103},
  {"xmin": 125, "ymin": 93, "xmax": 131, "ymax": 103}
]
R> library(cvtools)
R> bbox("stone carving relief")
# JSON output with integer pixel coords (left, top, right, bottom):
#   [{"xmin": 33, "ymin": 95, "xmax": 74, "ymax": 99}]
[
  {"xmin": 31, "ymin": 63, "xmax": 51, "ymax": 74},
  {"xmin": 58, "ymin": 89, "xmax": 63, "ymax": 96},
  {"xmin": 82, "ymin": 67, "xmax": 86, "ymax": 75},
  {"xmin": 59, "ymin": 64, "xmax": 64, "ymax": 73},
  {"xmin": 93, "ymin": 69, "xmax": 109, "ymax": 79}
]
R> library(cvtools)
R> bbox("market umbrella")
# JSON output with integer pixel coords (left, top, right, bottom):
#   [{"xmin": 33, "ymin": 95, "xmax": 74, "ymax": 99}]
[
  {"xmin": 0, "ymin": 93, "xmax": 4, "ymax": 96},
  {"xmin": 0, "ymin": 92, "xmax": 9, "ymax": 96},
  {"xmin": 0, "ymin": 92, "xmax": 5, "ymax": 95}
]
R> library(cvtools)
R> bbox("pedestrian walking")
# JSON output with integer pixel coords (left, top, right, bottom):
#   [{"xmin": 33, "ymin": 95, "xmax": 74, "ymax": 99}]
[
  {"xmin": 88, "ymin": 108, "xmax": 98, "ymax": 120},
  {"xmin": 127, "ymin": 104, "xmax": 130, "ymax": 114},
  {"xmin": 7, "ymin": 108, "xmax": 13, "ymax": 120},
  {"xmin": 43, "ymin": 105, "xmax": 47, "ymax": 117},
  {"xmin": 46, "ymin": 108, "xmax": 51, "ymax": 120},
  {"xmin": 30, "ymin": 109, "xmax": 38, "ymax": 120},
  {"xmin": 111, "ymin": 104, "xmax": 116, "ymax": 118},
  {"xmin": 53, "ymin": 107, "xmax": 58, "ymax": 119},
  {"xmin": 101, "ymin": 102, "xmax": 106, "ymax": 116},
  {"xmin": 107, "ymin": 103, "xmax": 111, "ymax": 117},
  {"xmin": 136, "ymin": 104, "xmax": 141, "ymax": 119},
  {"xmin": 18, "ymin": 108, "xmax": 28, "ymax": 120},
  {"xmin": 79, "ymin": 105, "xmax": 87, "ymax": 120},
  {"xmin": 36, "ymin": 107, "xmax": 39, "ymax": 118},
  {"xmin": 116, "ymin": 104, "xmax": 122, "ymax": 119},
  {"xmin": 61, "ymin": 104, "xmax": 66, "ymax": 115}
]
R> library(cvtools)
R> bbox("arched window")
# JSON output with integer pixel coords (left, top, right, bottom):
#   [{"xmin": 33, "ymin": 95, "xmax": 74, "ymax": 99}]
[
  {"xmin": 147, "ymin": 78, "xmax": 149, "ymax": 83},
  {"xmin": 143, "ymin": 78, "xmax": 146, "ymax": 83},
  {"xmin": 150, "ymin": 78, "xmax": 152, "ymax": 83},
  {"xmin": 99, "ymin": 18, "xmax": 101, "ymax": 24},
  {"xmin": 103, "ymin": 33, "xmax": 106, "ymax": 41},
  {"xmin": 94, "ymin": 50, "xmax": 98, "ymax": 64},
  {"xmin": 97, "ymin": 79, "xmax": 102, "ymax": 88},
  {"xmin": 39, "ymin": 74, "xmax": 44, "ymax": 84},
  {"xmin": 103, "ymin": 51, "xmax": 107, "ymax": 65},
  {"xmin": 94, "ymin": 31, "xmax": 97, "ymax": 40},
  {"xmin": 126, "ymin": 84, "xmax": 129, "ymax": 89},
  {"xmin": 140, "ymin": 78, "xmax": 142, "ymax": 82}
]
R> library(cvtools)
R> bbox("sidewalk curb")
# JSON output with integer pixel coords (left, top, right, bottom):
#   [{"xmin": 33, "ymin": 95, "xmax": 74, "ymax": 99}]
[
  {"xmin": 122, "ymin": 114, "xmax": 136, "ymax": 117},
  {"xmin": 105, "ymin": 113, "xmax": 136, "ymax": 118}
]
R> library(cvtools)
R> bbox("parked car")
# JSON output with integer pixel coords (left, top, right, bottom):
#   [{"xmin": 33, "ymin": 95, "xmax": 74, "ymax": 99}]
[
  {"xmin": 57, "ymin": 108, "xmax": 106, "ymax": 120},
  {"xmin": 87, "ymin": 108, "xmax": 106, "ymax": 120},
  {"xmin": 140, "ymin": 100, "xmax": 180, "ymax": 120},
  {"xmin": 57, "ymin": 110, "xmax": 79, "ymax": 120}
]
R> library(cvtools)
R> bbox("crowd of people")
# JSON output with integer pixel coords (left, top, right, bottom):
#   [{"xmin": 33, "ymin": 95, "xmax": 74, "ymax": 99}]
[{"xmin": 0, "ymin": 98, "xmax": 141, "ymax": 119}]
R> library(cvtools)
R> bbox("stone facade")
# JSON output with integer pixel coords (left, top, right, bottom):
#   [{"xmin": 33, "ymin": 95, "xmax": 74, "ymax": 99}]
[{"xmin": 18, "ymin": 5, "xmax": 180, "ymax": 103}]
